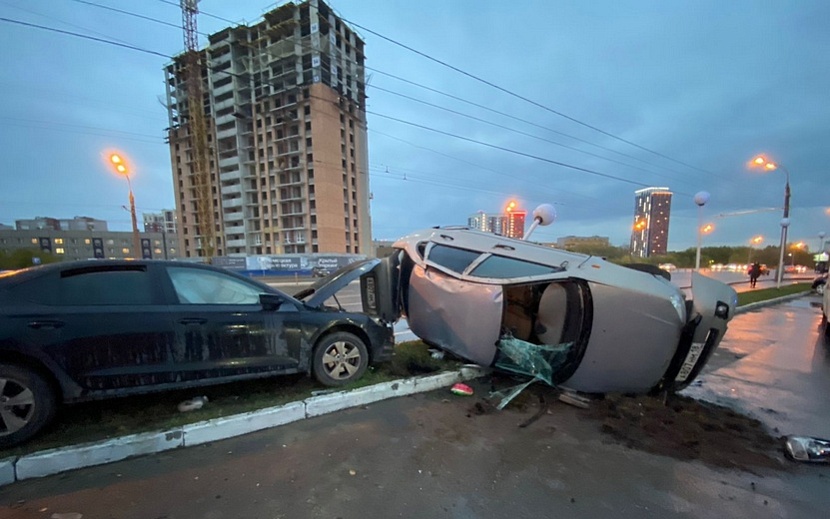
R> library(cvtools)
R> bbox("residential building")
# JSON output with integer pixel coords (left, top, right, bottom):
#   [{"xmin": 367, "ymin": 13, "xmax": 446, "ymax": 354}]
[
  {"xmin": 467, "ymin": 203, "xmax": 526, "ymax": 239},
  {"xmin": 630, "ymin": 187, "xmax": 672, "ymax": 258},
  {"xmin": 0, "ymin": 228, "xmax": 179, "ymax": 261},
  {"xmin": 143, "ymin": 209, "xmax": 178, "ymax": 234},
  {"xmin": 15, "ymin": 216, "xmax": 107, "ymax": 232},
  {"xmin": 164, "ymin": 0, "xmax": 370, "ymax": 258}
]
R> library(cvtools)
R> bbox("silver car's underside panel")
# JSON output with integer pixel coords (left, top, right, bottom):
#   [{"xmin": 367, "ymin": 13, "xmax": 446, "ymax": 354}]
[
  {"xmin": 406, "ymin": 265, "xmax": 503, "ymax": 366},
  {"xmin": 561, "ymin": 281, "xmax": 683, "ymax": 394}
]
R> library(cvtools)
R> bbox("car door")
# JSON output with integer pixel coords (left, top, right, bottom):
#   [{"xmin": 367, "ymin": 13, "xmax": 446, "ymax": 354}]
[
  {"xmin": 162, "ymin": 265, "xmax": 302, "ymax": 380},
  {"xmin": 20, "ymin": 263, "xmax": 175, "ymax": 392}
]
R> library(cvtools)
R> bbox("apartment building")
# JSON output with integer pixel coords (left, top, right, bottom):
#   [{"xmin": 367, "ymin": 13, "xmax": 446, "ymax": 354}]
[
  {"xmin": 164, "ymin": 0, "xmax": 371, "ymax": 258},
  {"xmin": 630, "ymin": 187, "xmax": 673, "ymax": 258},
  {"xmin": 143, "ymin": 209, "xmax": 178, "ymax": 234},
  {"xmin": 0, "ymin": 229, "xmax": 179, "ymax": 261}
]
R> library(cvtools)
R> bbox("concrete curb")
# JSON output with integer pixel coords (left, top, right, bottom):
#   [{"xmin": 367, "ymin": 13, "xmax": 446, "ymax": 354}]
[
  {"xmin": 1, "ymin": 368, "xmax": 485, "ymax": 487},
  {"xmin": 735, "ymin": 291, "xmax": 813, "ymax": 314}
]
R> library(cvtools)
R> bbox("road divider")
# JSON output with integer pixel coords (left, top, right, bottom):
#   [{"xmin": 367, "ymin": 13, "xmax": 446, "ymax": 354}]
[{"xmin": 0, "ymin": 367, "xmax": 488, "ymax": 487}]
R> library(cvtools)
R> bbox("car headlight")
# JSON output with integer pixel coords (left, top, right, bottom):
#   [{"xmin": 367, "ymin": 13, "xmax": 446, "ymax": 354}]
[
  {"xmin": 670, "ymin": 292, "xmax": 686, "ymax": 322},
  {"xmin": 715, "ymin": 301, "xmax": 730, "ymax": 319}
]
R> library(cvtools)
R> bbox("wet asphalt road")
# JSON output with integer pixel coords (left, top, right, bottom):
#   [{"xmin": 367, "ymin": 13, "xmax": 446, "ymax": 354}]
[{"xmin": 2, "ymin": 297, "xmax": 829, "ymax": 518}]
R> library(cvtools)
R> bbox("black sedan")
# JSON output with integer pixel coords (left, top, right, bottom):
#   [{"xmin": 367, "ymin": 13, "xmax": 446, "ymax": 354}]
[{"xmin": 0, "ymin": 260, "xmax": 393, "ymax": 447}]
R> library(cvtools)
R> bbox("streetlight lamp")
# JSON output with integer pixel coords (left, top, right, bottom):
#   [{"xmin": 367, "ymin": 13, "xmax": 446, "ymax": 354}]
[
  {"xmin": 750, "ymin": 155, "xmax": 791, "ymax": 289},
  {"xmin": 748, "ymin": 235, "xmax": 763, "ymax": 263},
  {"xmin": 109, "ymin": 153, "xmax": 141, "ymax": 259},
  {"xmin": 694, "ymin": 191, "xmax": 710, "ymax": 270},
  {"xmin": 819, "ymin": 231, "xmax": 827, "ymax": 253}
]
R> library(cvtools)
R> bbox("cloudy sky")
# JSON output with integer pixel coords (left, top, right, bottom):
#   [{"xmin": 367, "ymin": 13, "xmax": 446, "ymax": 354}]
[{"xmin": 1, "ymin": 0, "xmax": 828, "ymax": 251}]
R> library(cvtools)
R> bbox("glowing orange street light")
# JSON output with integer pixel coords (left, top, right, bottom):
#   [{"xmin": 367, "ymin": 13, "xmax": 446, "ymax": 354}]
[
  {"xmin": 749, "ymin": 154, "xmax": 791, "ymax": 288},
  {"xmin": 701, "ymin": 223, "xmax": 714, "ymax": 234},
  {"xmin": 751, "ymin": 235, "xmax": 764, "ymax": 245}
]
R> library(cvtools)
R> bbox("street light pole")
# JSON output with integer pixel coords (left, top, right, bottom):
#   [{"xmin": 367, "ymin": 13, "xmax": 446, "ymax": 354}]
[
  {"xmin": 109, "ymin": 153, "xmax": 142, "ymax": 259},
  {"xmin": 694, "ymin": 191, "xmax": 710, "ymax": 271},
  {"xmin": 775, "ymin": 165, "xmax": 791, "ymax": 289},
  {"xmin": 751, "ymin": 157, "xmax": 791, "ymax": 289},
  {"xmin": 125, "ymin": 174, "xmax": 141, "ymax": 259}
]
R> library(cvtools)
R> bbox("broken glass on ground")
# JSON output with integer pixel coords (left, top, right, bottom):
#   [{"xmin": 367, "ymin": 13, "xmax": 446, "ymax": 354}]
[
  {"xmin": 489, "ymin": 335, "xmax": 572, "ymax": 409},
  {"xmin": 784, "ymin": 435, "xmax": 830, "ymax": 463}
]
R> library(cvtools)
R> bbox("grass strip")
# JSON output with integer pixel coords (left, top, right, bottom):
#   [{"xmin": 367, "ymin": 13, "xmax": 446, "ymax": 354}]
[
  {"xmin": 2, "ymin": 341, "xmax": 453, "ymax": 457},
  {"xmin": 737, "ymin": 283, "xmax": 811, "ymax": 306}
]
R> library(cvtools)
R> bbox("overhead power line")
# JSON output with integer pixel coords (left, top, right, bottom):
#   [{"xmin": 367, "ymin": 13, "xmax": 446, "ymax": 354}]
[
  {"xmin": 340, "ymin": 16, "xmax": 721, "ymax": 179},
  {"xmin": 0, "ymin": 16, "xmax": 170, "ymax": 58},
  {"xmin": 78, "ymin": 0, "xmax": 714, "ymax": 191}
]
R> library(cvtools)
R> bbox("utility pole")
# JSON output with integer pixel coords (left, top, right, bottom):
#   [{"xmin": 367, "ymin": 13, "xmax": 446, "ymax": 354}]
[{"xmin": 180, "ymin": 0, "xmax": 215, "ymax": 258}]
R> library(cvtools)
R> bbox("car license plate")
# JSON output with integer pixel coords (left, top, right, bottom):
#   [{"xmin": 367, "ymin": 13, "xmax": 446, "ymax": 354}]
[{"xmin": 675, "ymin": 342, "xmax": 705, "ymax": 382}]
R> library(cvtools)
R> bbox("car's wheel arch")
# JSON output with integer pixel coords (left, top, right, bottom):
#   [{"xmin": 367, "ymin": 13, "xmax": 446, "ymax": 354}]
[{"xmin": 0, "ymin": 350, "xmax": 64, "ymax": 404}]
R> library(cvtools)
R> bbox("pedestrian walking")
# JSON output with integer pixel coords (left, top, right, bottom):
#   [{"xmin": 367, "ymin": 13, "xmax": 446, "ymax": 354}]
[{"xmin": 749, "ymin": 262, "xmax": 761, "ymax": 288}]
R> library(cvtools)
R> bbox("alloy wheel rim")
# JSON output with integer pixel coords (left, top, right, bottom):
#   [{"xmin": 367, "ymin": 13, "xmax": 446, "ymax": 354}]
[
  {"xmin": 0, "ymin": 377, "xmax": 35, "ymax": 436},
  {"xmin": 321, "ymin": 341, "xmax": 362, "ymax": 380}
]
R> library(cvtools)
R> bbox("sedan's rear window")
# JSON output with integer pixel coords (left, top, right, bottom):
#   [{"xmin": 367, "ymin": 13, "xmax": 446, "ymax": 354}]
[
  {"xmin": 59, "ymin": 269, "xmax": 153, "ymax": 305},
  {"xmin": 427, "ymin": 245, "xmax": 480, "ymax": 274},
  {"xmin": 470, "ymin": 255, "xmax": 561, "ymax": 279}
]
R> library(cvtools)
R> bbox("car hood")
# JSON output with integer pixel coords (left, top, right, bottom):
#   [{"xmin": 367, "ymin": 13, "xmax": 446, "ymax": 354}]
[{"xmin": 295, "ymin": 258, "xmax": 382, "ymax": 309}]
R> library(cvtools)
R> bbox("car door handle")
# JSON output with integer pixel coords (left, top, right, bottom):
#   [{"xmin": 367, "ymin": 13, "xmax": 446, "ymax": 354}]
[
  {"xmin": 28, "ymin": 320, "xmax": 65, "ymax": 330},
  {"xmin": 178, "ymin": 318, "xmax": 207, "ymax": 325}
]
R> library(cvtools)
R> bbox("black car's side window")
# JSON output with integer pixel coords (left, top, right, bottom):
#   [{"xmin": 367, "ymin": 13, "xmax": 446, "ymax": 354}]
[
  {"xmin": 427, "ymin": 245, "xmax": 481, "ymax": 274},
  {"xmin": 167, "ymin": 267, "xmax": 262, "ymax": 305},
  {"xmin": 59, "ymin": 269, "xmax": 153, "ymax": 305}
]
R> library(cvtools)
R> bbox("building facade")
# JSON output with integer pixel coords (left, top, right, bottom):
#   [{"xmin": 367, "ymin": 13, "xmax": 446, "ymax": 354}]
[
  {"xmin": 0, "ymin": 229, "xmax": 179, "ymax": 262},
  {"xmin": 15, "ymin": 216, "xmax": 108, "ymax": 232},
  {"xmin": 164, "ymin": 0, "xmax": 370, "ymax": 258},
  {"xmin": 630, "ymin": 187, "xmax": 672, "ymax": 258},
  {"xmin": 143, "ymin": 209, "xmax": 178, "ymax": 234},
  {"xmin": 467, "ymin": 206, "xmax": 526, "ymax": 239}
]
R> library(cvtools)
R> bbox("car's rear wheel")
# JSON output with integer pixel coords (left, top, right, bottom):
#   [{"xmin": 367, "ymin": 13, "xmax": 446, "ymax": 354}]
[
  {"xmin": 817, "ymin": 282, "xmax": 826, "ymax": 296},
  {"xmin": 0, "ymin": 364, "xmax": 57, "ymax": 448},
  {"xmin": 312, "ymin": 332, "xmax": 369, "ymax": 387}
]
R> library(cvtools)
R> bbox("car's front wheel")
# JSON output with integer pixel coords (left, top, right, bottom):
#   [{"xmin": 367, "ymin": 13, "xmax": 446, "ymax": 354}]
[
  {"xmin": 0, "ymin": 364, "xmax": 57, "ymax": 448},
  {"xmin": 312, "ymin": 332, "xmax": 369, "ymax": 387}
]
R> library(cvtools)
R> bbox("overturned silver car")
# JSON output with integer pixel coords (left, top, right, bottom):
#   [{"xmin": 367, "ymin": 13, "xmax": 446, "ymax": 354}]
[
  {"xmin": 301, "ymin": 225, "xmax": 738, "ymax": 395},
  {"xmin": 303, "ymin": 213, "xmax": 737, "ymax": 393}
]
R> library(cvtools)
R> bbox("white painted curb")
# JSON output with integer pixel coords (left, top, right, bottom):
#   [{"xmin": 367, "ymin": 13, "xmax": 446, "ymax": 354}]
[
  {"xmin": 305, "ymin": 379, "xmax": 418, "ymax": 418},
  {"xmin": 0, "ymin": 457, "xmax": 15, "ymax": 486},
  {"xmin": 2, "ymin": 368, "xmax": 484, "ymax": 487},
  {"xmin": 183, "ymin": 401, "xmax": 306, "ymax": 447},
  {"xmin": 15, "ymin": 429, "xmax": 184, "ymax": 480}
]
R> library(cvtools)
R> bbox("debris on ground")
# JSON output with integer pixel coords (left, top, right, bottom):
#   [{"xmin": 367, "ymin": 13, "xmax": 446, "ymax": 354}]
[
  {"xmin": 450, "ymin": 383, "xmax": 474, "ymax": 396},
  {"xmin": 558, "ymin": 391, "xmax": 591, "ymax": 409},
  {"xmin": 490, "ymin": 379, "xmax": 536, "ymax": 410},
  {"xmin": 429, "ymin": 349, "xmax": 445, "ymax": 360},
  {"xmin": 518, "ymin": 395, "xmax": 547, "ymax": 428},
  {"xmin": 590, "ymin": 393, "xmax": 784, "ymax": 470},
  {"xmin": 310, "ymin": 389, "xmax": 335, "ymax": 396},
  {"xmin": 177, "ymin": 396, "xmax": 208, "ymax": 412},
  {"xmin": 784, "ymin": 435, "xmax": 830, "ymax": 463}
]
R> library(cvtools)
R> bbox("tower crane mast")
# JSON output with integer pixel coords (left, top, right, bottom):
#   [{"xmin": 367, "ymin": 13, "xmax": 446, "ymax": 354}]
[{"xmin": 180, "ymin": 0, "xmax": 215, "ymax": 257}]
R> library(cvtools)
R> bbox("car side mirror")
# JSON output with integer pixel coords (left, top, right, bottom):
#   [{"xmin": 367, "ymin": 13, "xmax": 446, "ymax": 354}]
[{"xmin": 259, "ymin": 293, "xmax": 283, "ymax": 311}]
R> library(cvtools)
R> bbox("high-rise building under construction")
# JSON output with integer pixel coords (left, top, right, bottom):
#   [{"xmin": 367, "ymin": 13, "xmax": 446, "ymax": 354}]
[{"xmin": 164, "ymin": 0, "xmax": 370, "ymax": 257}]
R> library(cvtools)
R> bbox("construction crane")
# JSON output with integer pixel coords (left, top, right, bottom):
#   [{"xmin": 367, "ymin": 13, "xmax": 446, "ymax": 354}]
[{"xmin": 180, "ymin": 0, "xmax": 215, "ymax": 257}]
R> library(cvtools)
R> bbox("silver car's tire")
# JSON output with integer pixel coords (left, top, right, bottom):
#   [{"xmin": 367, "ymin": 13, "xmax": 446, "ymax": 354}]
[
  {"xmin": 312, "ymin": 332, "xmax": 369, "ymax": 387},
  {"xmin": 0, "ymin": 364, "xmax": 57, "ymax": 448},
  {"xmin": 817, "ymin": 283, "xmax": 825, "ymax": 296}
]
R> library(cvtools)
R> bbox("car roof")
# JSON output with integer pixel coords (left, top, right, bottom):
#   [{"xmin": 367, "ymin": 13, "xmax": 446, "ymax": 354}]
[
  {"xmin": 0, "ymin": 260, "xmax": 282, "ymax": 295},
  {"xmin": 395, "ymin": 227, "xmax": 591, "ymax": 268}
]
